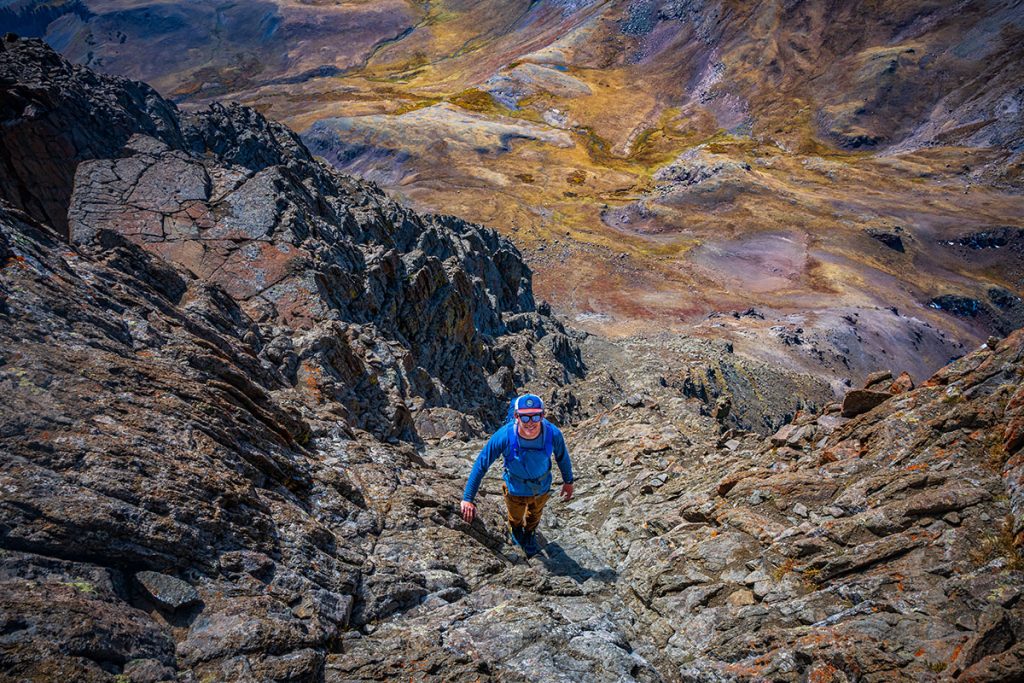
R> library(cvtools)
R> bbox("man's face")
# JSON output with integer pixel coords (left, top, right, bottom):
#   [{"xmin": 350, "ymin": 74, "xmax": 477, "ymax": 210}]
[{"xmin": 517, "ymin": 412, "xmax": 543, "ymax": 438}]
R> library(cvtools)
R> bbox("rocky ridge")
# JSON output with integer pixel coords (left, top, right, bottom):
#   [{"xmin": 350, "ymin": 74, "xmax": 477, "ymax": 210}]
[
  {"xmin": 0, "ymin": 34, "xmax": 587, "ymax": 681},
  {"xmin": 0, "ymin": 34, "xmax": 587, "ymax": 442},
  {"xmin": 361, "ymin": 328, "xmax": 1024, "ymax": 683}
]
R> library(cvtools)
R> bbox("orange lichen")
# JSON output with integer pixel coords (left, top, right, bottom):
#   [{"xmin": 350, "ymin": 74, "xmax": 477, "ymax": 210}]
[
  {"xmin": 299, "ymin": 361, "xmax": 325, "ymax": 403},
  {"xmin": 2, "ymin": 255, "xmax": 27, "ymax": 269},
  {"xmin": 808, "ymin": 663, "xmax": 840, "ymax": 683},
  {"xmin": 771, "ymin": 558, "xmax": 797, "ymax": 581}
]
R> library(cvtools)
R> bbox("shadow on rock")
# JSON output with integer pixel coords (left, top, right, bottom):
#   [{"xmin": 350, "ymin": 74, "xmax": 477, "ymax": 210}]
[{"xmin": 538, "ymin": 540, "xmax": 616, "ymax": 585}]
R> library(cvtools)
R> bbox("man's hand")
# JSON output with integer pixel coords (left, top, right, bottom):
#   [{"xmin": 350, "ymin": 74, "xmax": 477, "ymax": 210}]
[
  {"xmin": 560, "ymin": 483, "xmax": 574, "ymax": 502},
  {"xmin": 460, "ymin": 500, "xmax": 476, "ymax": 523}
]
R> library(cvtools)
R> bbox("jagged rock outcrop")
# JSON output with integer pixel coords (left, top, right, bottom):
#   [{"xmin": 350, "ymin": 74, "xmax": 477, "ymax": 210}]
[
  {"xmin": 0, "ymin": 35, "xmax": 585, "ymax": 442},
  {"xmin": 839, "ymin": 369, "xmax": 916, "ymax": 418},
  {"xmin": 0, "ymin": 32, "xmax": 186, "ymax": 238}
]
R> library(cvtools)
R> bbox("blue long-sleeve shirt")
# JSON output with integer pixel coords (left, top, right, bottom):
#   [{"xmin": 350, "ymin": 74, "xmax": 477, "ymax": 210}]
[{"xmin": 463, "ymin": 420, "xmax": 573, "ymax": 502}]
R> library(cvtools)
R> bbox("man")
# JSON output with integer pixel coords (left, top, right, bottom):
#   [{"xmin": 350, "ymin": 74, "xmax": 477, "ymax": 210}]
[{"xmin": 460, "ymin": 394, "xmax": 574, "ymax": 557}]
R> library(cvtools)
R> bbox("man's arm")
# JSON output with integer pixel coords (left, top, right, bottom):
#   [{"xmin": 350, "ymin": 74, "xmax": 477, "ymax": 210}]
[
  {"xmin": 460, "ymin": 429, "xmax": 506, "ymax": 522},
  {"xmin": 553, "ymin": 430, "xmax": 574, "ymax": 501}
]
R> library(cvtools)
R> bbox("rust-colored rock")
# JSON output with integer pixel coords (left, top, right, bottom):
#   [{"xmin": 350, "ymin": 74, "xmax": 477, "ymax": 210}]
[
  {"xmin": 887, "ymin": 371, "xmax": 915, "ymax": 394},
  {"xmin": 820, "ymin": 438, "xmax": 866, "ymax": 464},
  {"xmin": 1005, "ymin": 384, "xmax": 1024, "ymax": 455}
]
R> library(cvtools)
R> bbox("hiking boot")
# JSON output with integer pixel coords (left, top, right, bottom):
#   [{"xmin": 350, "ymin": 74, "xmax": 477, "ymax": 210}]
[
  {"xmin": 509, "ymin": 524, "xmax": 526, "ymax": 548},
  {"xmin": 522, "ymin": 530, "xmax": 541, "ymax": 557}
]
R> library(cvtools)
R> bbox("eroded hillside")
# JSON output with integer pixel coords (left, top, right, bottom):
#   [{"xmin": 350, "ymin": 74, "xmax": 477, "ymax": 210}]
[{"xmin": 13, "ymin": 0, "xmax": 1022, "ymax": 389}]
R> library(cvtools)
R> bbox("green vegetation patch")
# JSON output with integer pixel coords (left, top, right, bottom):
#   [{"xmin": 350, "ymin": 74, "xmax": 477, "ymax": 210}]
[
  {"xmin": 393, "ymin": 97, "xmax": 441, "ymax": 115},
  {"xmin": 969, "ymin": 515, "xmax": 1024, "ymax": 571},
  {"xmin": 65, "ymin": 580, "xmax": 96, "ymax": 594},
  {"xmin": 449, "ymin": 88, "xmax": 510, "ymax": 115}
]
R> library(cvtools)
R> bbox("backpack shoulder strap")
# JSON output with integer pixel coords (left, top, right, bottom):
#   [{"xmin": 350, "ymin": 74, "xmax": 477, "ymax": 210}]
[
  {"xmin": 543, "ymin": 419, "xmax": 554, "ymax": 458},
  {"xmin": 508, "ymin": 422, "xmax": 520, "ymax": 463}
]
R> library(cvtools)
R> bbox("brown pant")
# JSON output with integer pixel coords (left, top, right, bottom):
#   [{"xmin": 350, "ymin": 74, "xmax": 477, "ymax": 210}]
[{"xmin": 502, "ymin": 484, "xmax": 551, "ymax": 532}]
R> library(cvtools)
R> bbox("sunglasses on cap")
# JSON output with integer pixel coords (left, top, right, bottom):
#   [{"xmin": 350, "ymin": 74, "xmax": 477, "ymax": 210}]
[{"xmin": 516, "ymin": 413, "xmax": 544, "ymax": 423}]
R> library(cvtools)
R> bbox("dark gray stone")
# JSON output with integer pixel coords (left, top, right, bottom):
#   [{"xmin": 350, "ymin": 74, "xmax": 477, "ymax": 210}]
[{"xmin": 136, "ymin": 571, "xmax": 202, "ymax": 611}]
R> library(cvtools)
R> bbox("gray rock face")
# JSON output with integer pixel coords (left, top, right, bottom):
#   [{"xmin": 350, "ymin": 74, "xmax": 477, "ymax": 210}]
[
  {"xmin": 652, "ymin": 147, "xmax": 752, "ymax": 186},
  {"xmin": 135, "ymin": 571, "xmax": 201, "ymax": 611},
  {"xmin": 543, "ymin": 331, "xmax": 1024, "ymax": 682},
  {"xmin": 0, "ymin": 37, "xmax": 584, "ymax": 682},
  {"xmin": 0, "ymin": 34, "xmax": 186, "ymax": 238},
  {"xmin": 0, "ymin": 550, "xmax": 177, "ymax": 681}
]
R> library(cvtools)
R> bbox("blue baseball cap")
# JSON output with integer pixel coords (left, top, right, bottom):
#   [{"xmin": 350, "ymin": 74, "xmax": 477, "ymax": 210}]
[{"xmin": 514, "ymin": 394, "xmax": 544, "ymax": 414}]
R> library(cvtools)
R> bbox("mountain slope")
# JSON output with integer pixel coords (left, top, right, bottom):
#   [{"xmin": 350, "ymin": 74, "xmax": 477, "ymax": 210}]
[
  {"xmin": 0, "ymin": 34, "xmax": 588, "ymax": 681},
  {"xmin": 1, "ymin": 30, "xmax": 1024, "ymax": 683},
  {"xmin": 12, "ymin": 0, "xmax": 1022, "ymax": 392},
  {"xmin": 4, "ymin": 172, "xmax": 1024, "ymax": 681}
]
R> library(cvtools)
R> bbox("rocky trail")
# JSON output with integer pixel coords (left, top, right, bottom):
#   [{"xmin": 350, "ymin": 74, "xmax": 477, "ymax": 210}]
[
  {"xmin": 318, "ymin": 329, "xmax": 1024, "ymax": 682},
  {"xmin": 2, "ymin": 34, "xmax": 1024, "ymax": 683}
]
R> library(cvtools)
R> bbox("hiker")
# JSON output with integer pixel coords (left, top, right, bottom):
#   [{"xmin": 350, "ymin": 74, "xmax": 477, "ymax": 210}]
[{"xmin": 460, "ymin": 393, "xmax": 574, "ymax": 557}]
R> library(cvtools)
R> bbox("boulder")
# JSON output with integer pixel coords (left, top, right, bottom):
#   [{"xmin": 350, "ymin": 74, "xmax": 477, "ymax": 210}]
[
  {"xmin": 887, "ymin": 371, "xmax": 915, "ymax": 394},
  {"xmin": 815, "ymin": 414, "xmax": 849, "ymax": 434},
  {"xmin": 726, "ymin": 589, "xmax": 756, "ymax": 606},
  {"xmin": 958, "ymin": 642, "xmax": 1024, "ymax": 682},
  {"xmin": 122, "ymin": 658, "xmax": 177, "ymax": 683},
  {"xmin": 413, "ymin": 407, "xmax": 479, "ymax": 441},
  {"xmin": 863, "ymin": 370, "xmax": 893, "ymax": 389},
  {"xmin": 770, "ymin": 423, "xmax": 813, "ymax": 449},
  {"xmin": 841, "ymin": 388, "xmax": 893, "ymax": 417},
  {"xmin": 135, "ymin": 571, "xmax": 202, "ymax": 612}
]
